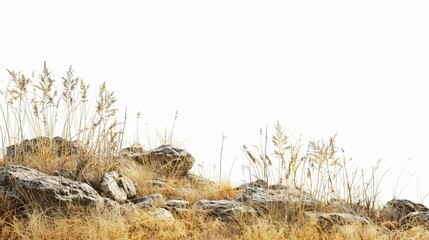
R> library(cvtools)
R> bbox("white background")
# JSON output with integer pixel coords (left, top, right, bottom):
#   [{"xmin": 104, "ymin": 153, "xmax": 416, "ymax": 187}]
[{"xmin": 1, "ymin": 1, "xmax": 428, "ymax": 206}]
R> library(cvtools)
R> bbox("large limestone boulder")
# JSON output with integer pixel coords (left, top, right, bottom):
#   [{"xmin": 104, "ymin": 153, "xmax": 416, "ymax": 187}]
[
  {"xmin": 0, "ymin": 165, "xmax": 106, "ymax": 207},
  {"xmin": 195, "ymin": 199, "xmax": 256, "ymax": 222},
  {"xmin": 121, "ymin": 145, "xmax": 194, "ymax": 177},
  {"xmin": 100, "ymin": 171, "xmax": 136, "ymax": 203}
]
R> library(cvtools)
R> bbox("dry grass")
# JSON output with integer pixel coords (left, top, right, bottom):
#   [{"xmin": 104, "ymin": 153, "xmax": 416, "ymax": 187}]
[
  {"xmin": 1, "ymin": 64, "xmax": 428, "ymax": 239},
  {"xmin": 3, "ymin": 205, "xmax": 429, "ymax": 240}
]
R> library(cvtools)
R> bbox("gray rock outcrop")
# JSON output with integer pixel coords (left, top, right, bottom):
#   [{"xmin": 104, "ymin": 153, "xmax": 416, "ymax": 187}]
[{"xmin": 0, "ymin": 165, "xmax": 105, "ymax": 207}]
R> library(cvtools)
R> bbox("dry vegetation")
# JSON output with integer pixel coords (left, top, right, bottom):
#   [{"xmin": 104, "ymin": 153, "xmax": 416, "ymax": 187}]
[{"xmin": 0, "ymin": 64, "xmax": 428, "ymax": 239}]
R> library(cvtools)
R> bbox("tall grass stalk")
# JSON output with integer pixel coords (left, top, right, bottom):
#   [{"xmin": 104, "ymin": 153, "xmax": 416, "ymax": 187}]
[
  {"xmin": 0, "ymin": 63, "xmax": 123, "ymax": 181},
  {"xmin": 243, "ymin": 121, "xmax": 385, "ymax": 214}
]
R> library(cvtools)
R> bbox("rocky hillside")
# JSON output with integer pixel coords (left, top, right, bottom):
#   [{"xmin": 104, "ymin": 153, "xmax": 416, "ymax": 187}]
[{"xmin": 1, "ymin": 137, "xmax": 429, "ymax": 239}]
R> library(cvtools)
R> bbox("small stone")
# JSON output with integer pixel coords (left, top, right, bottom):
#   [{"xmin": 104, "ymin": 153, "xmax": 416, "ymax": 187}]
[
  {"xmin": 100, "ymin": 171, "xmax": 136, "ymax": 203},
  {"xmin": 148, "ymin": 208, "xmax": 175, "ymax": 221},
  {"xmin": 134, "ymin": 193, "xmax": 164, "ymax": 208},
  {"xmin": 135, "ymin": 197, "xmax": 155, "ymax": 208},
  {"xmin": 149, "ymin": 178, "xmax": 166, "ymax": 187},
  {"xmin": 165, "ymin": 200, "xmax": 190, "ymax": 209}
]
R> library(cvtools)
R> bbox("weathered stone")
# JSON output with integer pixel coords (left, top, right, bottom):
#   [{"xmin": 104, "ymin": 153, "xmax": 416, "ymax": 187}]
[
  {"xmin": 119, "ymin": 145, "xmax": 147, "ymax": 159},
  {"xmin": 324, "ymin": 198, "xmax": 362, "ymax": 215},
  {"xmin": 0, "ymin": 165, "xmax": 105, "ymax": 207},
  {"xmin": 235, "ymin": 179, "xmax": 268, "ymax": 190},
  {"xmin": 235, "ymin": 186, "xmax": 319, "ymax": 216},
  {"xmin": 195, "ymin": 199, "xmax": 256, "ymax": 222},
  {"xmin": 379, "ymin": 199, "xmax": 429, "ymax": 222},
  {"xmin": 149, "ymin": 145, "xmax": 194, "ymax": 176},
  {"xmin": 149, "ymin": 178, "xmax": 166, "ymax": 187},
  {"xmin": 123, "ymin": 145, "xmax": 194, "ymax": 177},
  {"xmin": 134, "ymin": 197, "xmax": 155, "ymax": 208},
  {"xmin": 134, "ymin": 193, "xmax": 164, "ymax": 208},
  {"xmin": 400, "ymin": 211, "xmax": 429, "ymax": 227},
  {"xmin": 52, "ymin": 136, "xmax": 85, "ymax": 157},
  {"xmin": 100, "ymin": 171, "xmax": 136, "ymax": 203},
  {"xmin": 148, "ymin": 207, "xmax": 175, "ymax": 221},
  {"xmin": 187, "ymin": 174, "xmax": 216, "ymax": 187},
  {"xmin": 268, "ymin": 184, "xmax": 289, "ymax": 190},
  {"xmin": 6, "ymin": 136, "xmax": 83, "ymax": 161},
  {"xmin": 304, "ymin": 212, "xmax": 370, "ymax": 229},
  {"xmin": 165, "ymin": 199, "xmax": 190, "ymax": 209}
]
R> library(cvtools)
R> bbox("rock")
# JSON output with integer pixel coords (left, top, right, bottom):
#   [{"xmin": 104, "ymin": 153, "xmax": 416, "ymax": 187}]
[
  {"xmin": 0, "ymin": 165, "xmax": 105, "ymax": 207},
  {"xmin": 100, "ymin": 171, "xmax": 136, "ymax": 203},
  {"xmin": 119, "ymin": 145, "xmax": 147, "ymax": 159},
  {"xmin": 148, "ymin": 145, "xmax": 195, "ymax": 177},
  {"xmin": 235, "ymin": 186, "xmax": 319, "ymax": 218},
  {"xmin": 187, "ymin": 174, "xmax": 216, "ymax": 187},
  {"xmin": 324, "ymin": 198, "xmax": 362, "ymax": 214},
  {"xmin": 148, "ymin": 208, "xmax": 175, "ymax": 221},
  {"xmin": 400, "ymin": 211, "xmax": 429, "ymax": 227},
  {"xmin": 379, "ymin": 199, "xmax": 429, "ymax": 228},
  {"xmin": 52, "ymin": 136, "xmax": 85, "ymax": 157},
  {"xmin": 195, "ymin": 199, "xmax": 256, "ymax": 222},
  {"xmin": 149, "ymin": 178, "xmax": 166, "ymax": 187},
  {"xmin": 122, "ymin": 145, "xmax": 194, "ymax": 177},
  {"xmin": 6, "ymin": 136, "xmax": 83, "ymax": 161},
  {"xmin": 165, "ymin": 199, "xmax": 190, "ymax": 209},
  {"xmin": 235, "ymin": 179, "xmax": 268, "ymax": 190},
  {"xmin": 164, "ymin": 200, "xmax": 191, "ymax": 215},
  {"xmin": 134, "ymin": 197, "xmax": 155, "ymax": 208},
  {"xmin": 304, "ymin": 212, "xmax": 370, "ymax": 229},
  {"xmin": 268, "ymin": 184, "xmax": 289, "ymax": 190},
  {"xmin": 379, "ymin": 199, "xmax": 429, "ymax": 222},
  {"xmin": 134, "ymin": 193, "xmax": 164, "ymax": 208}
]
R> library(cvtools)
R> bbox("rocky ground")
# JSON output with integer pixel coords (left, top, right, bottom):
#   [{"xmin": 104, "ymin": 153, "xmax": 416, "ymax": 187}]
[{"xmin": 1, "ymin": 137, "xmax": 429, "ymax": 239}]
